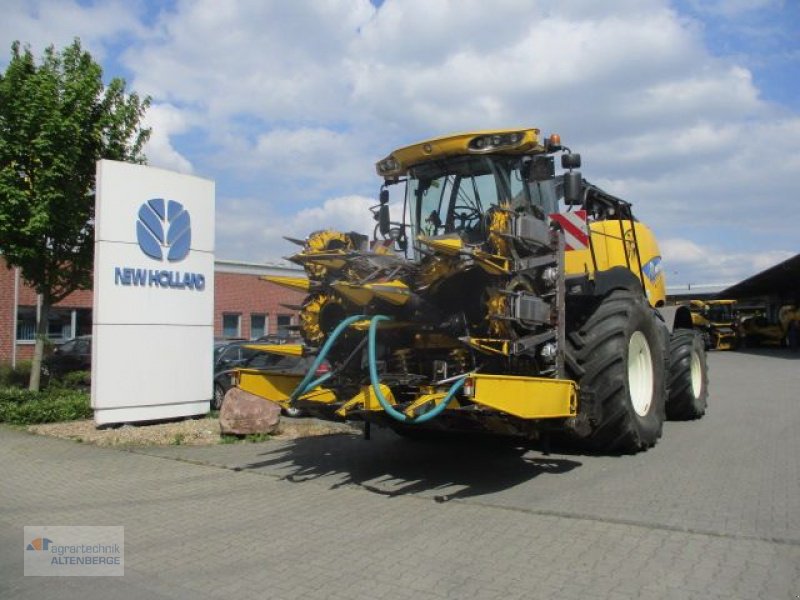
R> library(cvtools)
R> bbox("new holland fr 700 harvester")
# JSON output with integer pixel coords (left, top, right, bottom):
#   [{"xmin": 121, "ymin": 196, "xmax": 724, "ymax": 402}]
[{"xmin": 238, "ymin": 128, "xmax": 709, "ymax": 453}]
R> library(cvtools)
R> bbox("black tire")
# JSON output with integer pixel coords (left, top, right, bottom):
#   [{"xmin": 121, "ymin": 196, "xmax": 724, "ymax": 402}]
[
  {"xmin": 702, "ymin": 330, "xmax": 712, "ymax": 351},
  {"xmin": 666, "ymin": 329, "xmax": 708, "ymax": 420},
  {"xmin": 566, "ymin": 289, "xmax": 667, "ymax": 453},
  {"xmin": 212, "ymin": 383, "xmax": 226, "ymax": 411}
]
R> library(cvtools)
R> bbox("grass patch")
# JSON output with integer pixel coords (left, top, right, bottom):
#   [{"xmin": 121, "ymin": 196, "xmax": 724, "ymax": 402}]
[
  {"xmin": 0, "ymin": 387, "xmax": 91, "ymax": 425},
  {"xmin": 219, "ymin": 432, "xmax": 272, "ymax": 444}
]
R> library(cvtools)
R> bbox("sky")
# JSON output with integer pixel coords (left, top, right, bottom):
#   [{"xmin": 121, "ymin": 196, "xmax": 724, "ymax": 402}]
[{"xmin": 1, "ymin": 0, "xmax": 799, "ymax": 287}]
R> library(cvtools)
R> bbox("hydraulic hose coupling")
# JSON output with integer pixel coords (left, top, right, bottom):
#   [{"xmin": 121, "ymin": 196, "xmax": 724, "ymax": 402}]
[{"xmin": 367, "ymin": 315, "xmax": 466, "ymax": 424}]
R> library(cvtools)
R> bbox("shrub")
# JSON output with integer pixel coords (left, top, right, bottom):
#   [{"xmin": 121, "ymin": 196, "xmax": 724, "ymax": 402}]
[
  {"xmin": 0, "ymin": 387, "xmax": 92, "ymax": 425},
  {"xmin": 51, "ymin": 370, "xmax": 91, "ymax": 390},
  {"xmin": 0, "ymin": 361, "xmax": 32, "ymax": 388}
]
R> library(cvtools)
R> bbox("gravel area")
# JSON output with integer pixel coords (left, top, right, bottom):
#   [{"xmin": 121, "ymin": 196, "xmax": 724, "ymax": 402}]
[{"xmin": 27, "ymin": 416, "xmax": 359, "ymax": 447}]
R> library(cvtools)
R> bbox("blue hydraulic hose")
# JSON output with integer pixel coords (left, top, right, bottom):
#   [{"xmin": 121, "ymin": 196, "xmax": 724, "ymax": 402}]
[
  {"xmin": 290, "ymin": 314, "xmax": 366, "ymax": 402},
  {"xmin": 367, "ymin": 315, "xmax": 466, "ymax": 424}
]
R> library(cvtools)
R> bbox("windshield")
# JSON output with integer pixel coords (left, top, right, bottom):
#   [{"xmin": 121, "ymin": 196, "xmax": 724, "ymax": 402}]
[
  {"xmin": 405, "ymin": 155, "xmax": 559, "ymax": 256},
  {"xmin": 708, "ymin": 304, "xmax": 734, "ymax": 323}
]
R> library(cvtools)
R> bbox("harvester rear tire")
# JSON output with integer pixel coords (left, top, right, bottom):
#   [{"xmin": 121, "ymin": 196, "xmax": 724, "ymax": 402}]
[
  {"xmin": 566, "ymin": 289, "xmax": 667, "ymax": 453},
  {"xmin": 666, "ymin": 329, "xmax": 708, "ymax": 420}
]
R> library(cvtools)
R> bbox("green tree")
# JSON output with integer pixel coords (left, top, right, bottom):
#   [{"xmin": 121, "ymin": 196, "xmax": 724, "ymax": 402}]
[{"xmin": 0, "ymin": 39, "xmax": 151, "ymax": 391}]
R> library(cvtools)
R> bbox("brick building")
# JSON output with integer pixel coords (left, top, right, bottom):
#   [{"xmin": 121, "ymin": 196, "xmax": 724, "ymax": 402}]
[{"xmin": 0, "ymin": 256, "xmax": 306, "ymax": 366}]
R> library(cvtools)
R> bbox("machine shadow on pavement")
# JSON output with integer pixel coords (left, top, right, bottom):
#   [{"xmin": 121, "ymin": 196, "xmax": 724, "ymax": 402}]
[{"xmin": 240, "ymin": 426, "xmax": 581, "ymax": 502}]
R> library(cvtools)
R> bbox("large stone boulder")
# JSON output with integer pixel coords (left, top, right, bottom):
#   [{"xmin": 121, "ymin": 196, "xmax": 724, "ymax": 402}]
[{"xmin": 219, "ymin": 388, "xmax": 281, "ymax": 435}]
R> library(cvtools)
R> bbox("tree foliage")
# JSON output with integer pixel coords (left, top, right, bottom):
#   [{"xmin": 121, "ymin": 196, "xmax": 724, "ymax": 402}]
[{"xmin": 0, "ymin": 39, "xmax": 151, "ymax": 389}]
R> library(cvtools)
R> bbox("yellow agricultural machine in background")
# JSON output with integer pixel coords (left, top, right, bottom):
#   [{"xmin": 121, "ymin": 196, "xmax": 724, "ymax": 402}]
[
  {"xmin": 740, "ymin": 304, "xmax": 800, "ymax": 347},
  {"xmin": 688, "ymin": 299, "xmax": 738, "ymax": 350},
  {"xmin": 237, "ymin": 128, "xmax": 709, "ymax": 453}
]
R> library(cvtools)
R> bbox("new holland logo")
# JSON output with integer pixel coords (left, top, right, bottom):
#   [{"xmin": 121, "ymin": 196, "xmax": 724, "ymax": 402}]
[
  {"xmin": 114, "ymin": 198, "xmax": 205, "ymax": 291},
  {"xmin": 136, "ymin": 198, "xmax": 191, "ymax": 262}
]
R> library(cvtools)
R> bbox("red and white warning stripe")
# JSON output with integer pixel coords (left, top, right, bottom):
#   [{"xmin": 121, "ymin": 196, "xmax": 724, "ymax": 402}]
[{"xmin": 550, "ymin": 210, "xmax": 589, "ymax": 251}]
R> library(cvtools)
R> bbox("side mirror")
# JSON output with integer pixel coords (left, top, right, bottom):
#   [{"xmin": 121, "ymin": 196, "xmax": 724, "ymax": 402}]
[
  {"xmin": 561, "ymin": 153, "xmax": 581, "ymax": 170},
  {"xmin": 564, "ymin": 171, "xmax": 583, "ymax": 205},
  {"xmin": 378, "ymin": 204, "xmax": 391, "ymax": 235}
]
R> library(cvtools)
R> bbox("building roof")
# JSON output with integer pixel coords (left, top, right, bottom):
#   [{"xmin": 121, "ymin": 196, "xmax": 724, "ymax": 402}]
[
  {"xmin": 214, "ymin": 259, "xmax": 305, "ymax": 278},
  {"xmin": 720, "ymin": 253, "xmax": 800, "ymax": 299},
  {"xmin": 665, "ymin": 283, "xmax": 734, "ymax": 299}
]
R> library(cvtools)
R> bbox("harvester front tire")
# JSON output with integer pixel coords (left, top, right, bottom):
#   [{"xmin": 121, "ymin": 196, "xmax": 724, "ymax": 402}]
[
  {"xmin": 666, "ymin": 329, "xmax": 708, "ymax": 420},
  {"xmin": 567, "ymin": 290, "xmax": 667, "ymax": 453}
]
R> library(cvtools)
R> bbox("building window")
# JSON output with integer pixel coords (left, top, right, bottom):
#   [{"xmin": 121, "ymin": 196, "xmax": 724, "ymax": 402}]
[
  {"xmin": 16, "ymin": 306, "xmax": 80, "ymax": 343},
  {"xmin": 222, "ymin": 314, "xmax": 241, "ymax": 339},
  {"xmin": 250, "ymin": 314, "xmax": 267, "ymax": 340},
  {"xmin": 277, "ymin": 314, "xmax": 292, "ymax": 337},
  {"xmin": 16, "ymin": 308, "xmax": 36, "ymax": 341}
]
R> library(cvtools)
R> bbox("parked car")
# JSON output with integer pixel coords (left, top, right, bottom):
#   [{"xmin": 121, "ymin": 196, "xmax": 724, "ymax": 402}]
[
  {"xmin": 43, "ymin": 335, "xmax": 92, "ymax": 378},
  {"xmin": 214, "ymin": 340, "xmax": 261, "ymax": 372}
]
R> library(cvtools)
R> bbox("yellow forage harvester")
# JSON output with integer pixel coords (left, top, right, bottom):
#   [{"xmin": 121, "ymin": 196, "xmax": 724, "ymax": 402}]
[{"xmin": 250, "ymin": 128, "xmax": 710, "ymax": 453}]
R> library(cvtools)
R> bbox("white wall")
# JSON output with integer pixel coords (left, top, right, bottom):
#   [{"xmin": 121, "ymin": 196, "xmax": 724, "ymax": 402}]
[{"xmin": 91, "ymin": 160, "xmax": 215, "ymax": 425}]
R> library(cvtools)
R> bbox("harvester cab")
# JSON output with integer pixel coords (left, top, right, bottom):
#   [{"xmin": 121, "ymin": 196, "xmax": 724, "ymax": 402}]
[{"xmin": 244, "ymin": 127, "xmax": 708, "ymax": 453}]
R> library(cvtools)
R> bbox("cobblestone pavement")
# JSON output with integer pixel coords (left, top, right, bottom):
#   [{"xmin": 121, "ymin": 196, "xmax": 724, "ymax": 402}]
[{"xmin": 2, "ymin": 349, "xmax": 799, "ymax": 599}]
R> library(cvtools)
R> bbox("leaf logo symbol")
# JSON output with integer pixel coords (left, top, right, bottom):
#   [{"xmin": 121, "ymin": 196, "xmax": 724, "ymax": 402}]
[{"xmin": 136, "ymin": 199, "xmax": 192, "ymax": 262}]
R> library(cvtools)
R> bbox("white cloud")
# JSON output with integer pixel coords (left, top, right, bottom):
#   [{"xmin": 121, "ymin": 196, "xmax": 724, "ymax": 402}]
[
  {"xmin": 661, "ymin": 238, "xmax": 794, "ymax": 285},
  {"xmin": 216, "ymin": 194, "xmax": 377, "ymax": 262},
  {"xmin": 0, "ymin": 0, "xmax": 145, "ymax": 65},
  {"xmin": 142, "ymin": 103, "xmax": 194, "ymax": 173},
  {"xmin": 2, "ymin": 0, "xmax": 798, "ymax": 286},
  {"xmin": 124, "ymin": 1, "xmax": 375, "ymax": 121}
]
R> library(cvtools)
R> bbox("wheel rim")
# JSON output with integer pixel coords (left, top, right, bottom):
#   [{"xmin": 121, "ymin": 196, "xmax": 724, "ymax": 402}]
[
  {"xmin": 690, "ymin": 349, "xmax": 702, "ymax": 399},
  {"xmin": 628, "ymin": 331, "xmax": 654, "ymax": 417},
  {"xmin": 214, "ymin": 385, "xmax": 224, "ymax": 408}
]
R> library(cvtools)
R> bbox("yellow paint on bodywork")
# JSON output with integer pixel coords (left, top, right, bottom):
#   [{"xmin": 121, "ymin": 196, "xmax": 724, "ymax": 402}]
[
  {"xmin": 236, "ymin": 369, "xmax": 336, "ymax": 407},
  {"xmin": 417, "ymin": 255, "xmax": 460, "ymax": 289},
  {"xmin": 468, "ymin": 373, "xmax": 577, "ymax": 419},
  {"xmin": 368, "ymin": 280, "xmax": 412, "ymax": 305},
  {"xmin": 331, "ymin": 282, "xmax": 374, "ymax": 306},
  {"xmin": 564, "ymin": 220, "xmax": 666, "ymax": 307},
  {"xmin": 261, "ymin": 275, "xmax": 310, "ymax": 292},
  {"xmin": 332, "ymin": 280, "xmax": 411, "ymax": 307},
  {"xmin": 471, "ymin": 249, "xmax": 512, "ymax": 275},
  {"xmin": 242, "ymin": 343, "xmax": 304, "ymax": 357},
  {"xmin": 290, "ymin": 252, "xmax": 349, "ymax": 270},
  {"xmin": 488, "ymin": 205, "xmax": 513, "ymax": 257},
  {"xmin": 377, "ymin": 128, "xmax": 542, "ymax": 176},
  {"xmin": 403, "ymin": 392, "xmax": 459, "ymax": 417},
  {"xmin": 336, "ymin": 384, "xmax": 396, "ymax": 417},
  {"xmin": 418, "ymin": 235, "xmax": 464, "ymax": 255},
  {"xmin": 460, "ymin": 337, "xmax": 511, "ymax": 356}
]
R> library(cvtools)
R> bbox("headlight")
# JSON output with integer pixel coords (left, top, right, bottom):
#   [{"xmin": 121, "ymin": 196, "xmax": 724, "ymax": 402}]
[
  {"xmin": 375, "ymin": 156, "xmax": 403, "ymax": 177},
  {"xmin": 469, "ymin": 131, "xmax": 526, "ymax": 152}
]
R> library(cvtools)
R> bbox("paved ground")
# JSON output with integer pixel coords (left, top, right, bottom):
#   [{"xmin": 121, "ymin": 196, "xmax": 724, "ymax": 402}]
[{"xmin": 2, "ymin": 348, "xmax": 799, "ymax": 599}]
